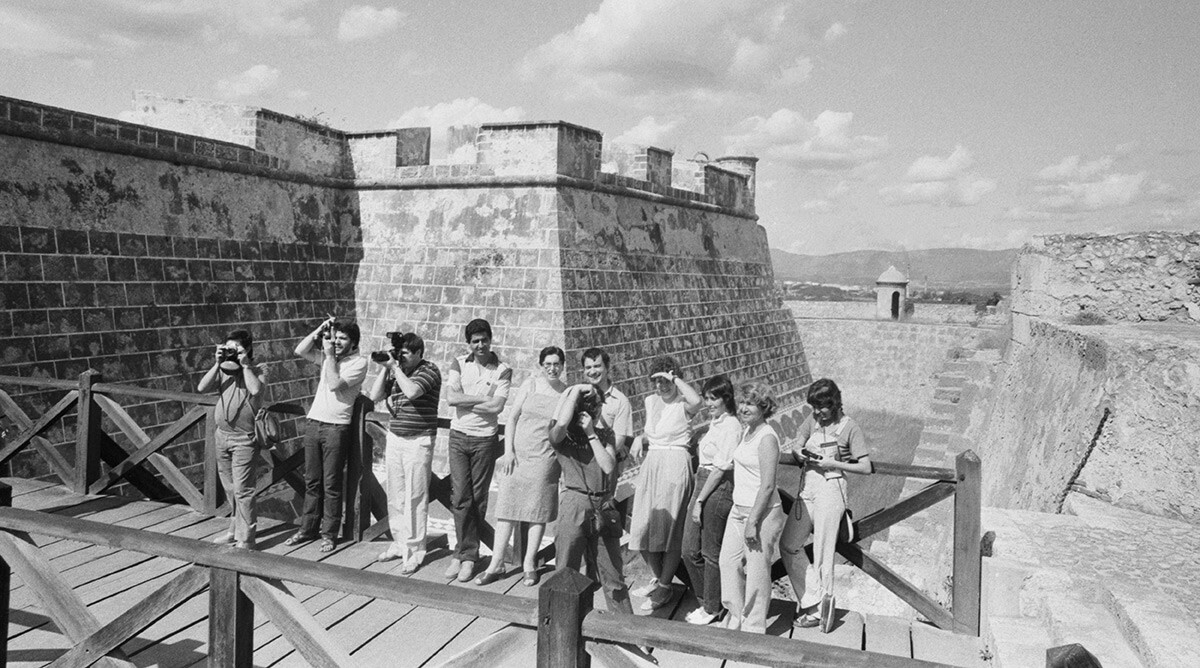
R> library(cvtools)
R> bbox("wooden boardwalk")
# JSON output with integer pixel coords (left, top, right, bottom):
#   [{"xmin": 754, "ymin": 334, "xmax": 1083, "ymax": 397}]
[{"xmin": 2, "ymin": 477, "xmax": 980, "ymax": 667}]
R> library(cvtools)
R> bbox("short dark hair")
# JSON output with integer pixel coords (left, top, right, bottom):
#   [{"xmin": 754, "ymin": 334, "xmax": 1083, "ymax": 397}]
[
  {"xmin": 397, "ymin": 332, "xmax": 425, "ymax": 358},
  {"xmin": 333, "ymin": 321, "xmax": 360, "ymax": 349},
  {"xmin": 740, "ymin": 382, "xmax": 778, "ymax": 419},
  {"xmin": 807, "ymin": 378, "xmax": 843, "ymax": 412},
  {"xmin": 539, "ymin": 346, "xmax": 566, "ymax": 365},
  {"xmin": 580, "ymin": 347, "xmax": 609, "ymax": 368},
  {"xmin": 702, "ymin": 374, "xmax": 736, "ymax": 414},
  {"xmin": 226, "ymin": 329, "xmax": 253, "ymax": 358},
  {"xmin": 464, "ymin": 318, "xmax": 492, "ymax": 342}
]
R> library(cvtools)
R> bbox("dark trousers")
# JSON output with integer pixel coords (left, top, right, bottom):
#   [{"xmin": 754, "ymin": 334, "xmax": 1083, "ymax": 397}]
[
  {"xmin": 555, "ymin": 489, "xmax": 633, "ymax": 615},
  {"xmin": 448, "ymin": 429, "xmax": 499, "ymax": 562},
  {"xmin": 682, "ymin": 467, "xmax": 734, "ymax": 615},
  {"xmin": 300, "ymin": 419, "xmax": 351, "ymax": 538}
]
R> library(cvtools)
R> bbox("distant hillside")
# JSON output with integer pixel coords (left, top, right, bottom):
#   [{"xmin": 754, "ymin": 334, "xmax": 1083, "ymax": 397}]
[{"xmin": 770, "ymin": 247, "xmax": 1020, "ymax": 292}]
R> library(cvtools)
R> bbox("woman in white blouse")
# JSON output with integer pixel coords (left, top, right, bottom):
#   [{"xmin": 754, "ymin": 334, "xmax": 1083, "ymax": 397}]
[{"xmin": 718, "ymin": 382, "xmax": 786, "ymax": 633}]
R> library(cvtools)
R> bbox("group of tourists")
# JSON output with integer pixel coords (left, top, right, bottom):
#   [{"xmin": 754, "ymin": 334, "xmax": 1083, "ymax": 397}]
[{"xmin": 199, "ymin": 315, "xmax": 872, "ymax": 634}]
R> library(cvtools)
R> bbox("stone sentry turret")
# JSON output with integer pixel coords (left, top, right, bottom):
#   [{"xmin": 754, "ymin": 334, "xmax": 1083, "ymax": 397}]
[{"xmin": 0, "ymin": 93, "xmax": 813, "ymax": 487}]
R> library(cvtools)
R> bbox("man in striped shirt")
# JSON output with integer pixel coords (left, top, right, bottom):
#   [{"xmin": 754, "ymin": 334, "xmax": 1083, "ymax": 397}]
[{"xmin": 366, "ymin": 331, "xmax": 441, "ymax": 574}]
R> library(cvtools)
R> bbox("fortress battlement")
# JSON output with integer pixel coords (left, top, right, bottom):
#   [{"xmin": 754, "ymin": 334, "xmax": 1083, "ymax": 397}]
[{"xmin": 1, "ymin": 92, "xmax": 756, "ymax": 218}]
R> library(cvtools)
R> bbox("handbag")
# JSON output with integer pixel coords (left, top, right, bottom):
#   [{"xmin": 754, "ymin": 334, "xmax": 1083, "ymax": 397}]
[
  {"xmin": 254, "ymin": 407, "xmax": 281, "ymax": 448},
  {"xmin": 837, "ymin": 507, "xmax": 855, "ymax": 544}
]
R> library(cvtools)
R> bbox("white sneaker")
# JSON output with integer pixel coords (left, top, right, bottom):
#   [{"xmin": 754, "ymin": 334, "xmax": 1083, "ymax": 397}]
[
  {"xmin": 211, "ymin": 532, "xmax": 236, "ymax": 545},
  {"xmin": 631, "ymin": 578, "xmax": 659, "ymax": 597},
  {"xmin": 685, "ymin": 608, "xmax": 720, "ymax": 625}
]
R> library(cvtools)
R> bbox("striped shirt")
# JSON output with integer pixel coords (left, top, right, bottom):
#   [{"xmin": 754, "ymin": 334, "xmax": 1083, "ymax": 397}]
[{"xmin": 385, "ymin": 360, "xmax": 442, "ymax": 437}]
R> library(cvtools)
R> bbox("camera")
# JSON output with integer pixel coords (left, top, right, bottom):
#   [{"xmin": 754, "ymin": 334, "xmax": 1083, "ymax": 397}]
[
  {"xmin": 317, "ymin": 315, "xmax": 336, "ymax": 339},
  {"xmin": 370, "ymin": 350, "xmax": 396, "ymax": 363},
  {"xmin": 370, "ymin": 332, "xmax": 405, "ymax": 364},
  {"xmin": 576, "ymin": 387, "xmax": 601, "ymax": 415},
  {"xmin": 218, "ymin": 345, "xmax": 240, "ymax": 362}
]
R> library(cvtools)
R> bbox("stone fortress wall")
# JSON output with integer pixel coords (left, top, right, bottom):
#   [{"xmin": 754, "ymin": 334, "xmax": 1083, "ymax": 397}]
[
  {"xmin": 976, "ymin": 231, "xmax": 1200, "ymax": 524},
  {"xmin": 0, "ymin": 92, "xmax": 809, "ymax": 492}
]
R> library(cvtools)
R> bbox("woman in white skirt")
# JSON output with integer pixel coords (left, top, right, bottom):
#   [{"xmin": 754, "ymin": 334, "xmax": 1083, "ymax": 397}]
[
  {"xmin": 628, "ymin": 355, "xmax": 702, "ymax": 610},
  {"xmin": 780, "ymin": 378, "xmax": 872, "ymax": 632}
]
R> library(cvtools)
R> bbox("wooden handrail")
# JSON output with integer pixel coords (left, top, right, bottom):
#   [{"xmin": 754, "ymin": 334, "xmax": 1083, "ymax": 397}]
[
  {"xmin": 0, "ymin": 502, "xmax": 952, "ymax": 668},
  {"xmin": 92, "ymin": 382, "xmax": 218, "ymax": 406},
  {"xmin": 0, "ymin": 375, "xmax": 80, "ymax": 391},
  {"xmin": 778, "ymin": 453, "xmax": 957, "ymax": 482},
  {"xmin": 0, "ymin": 507, "xmax": 537, "ymax": 626},
  {"xmin": 582, "ymin": 612, "xmax": 955, "ymax": 668}
]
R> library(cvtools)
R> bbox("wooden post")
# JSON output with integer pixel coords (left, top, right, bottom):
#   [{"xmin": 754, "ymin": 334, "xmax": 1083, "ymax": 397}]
[
  {"xmin": 73, "ymin": 370, "xmax": 102, "ymax": 495},
  {"xmin": 204, "ymin": 406, "xmax": 221, "ymax": 515},
  {"xmin": 952, "ymin": 450, "xmax": 982, "ymax": 636},
  {"xmin": 343, "ymin": 397, "xmax": 371, "ymax": 543},
  {"xmin": 537, "ymin": 568, "xmax": 595, "ymax": 668},
  {"xmin": 209, "ymin": 567, "xmax": 253, "ymax": 667},
  {"xmin": 0, "ymin": 481, "xmax": 11, "ymax": 667}
]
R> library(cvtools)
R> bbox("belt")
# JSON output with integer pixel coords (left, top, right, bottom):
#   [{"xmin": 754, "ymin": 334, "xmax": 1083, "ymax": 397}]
[
  {"xmin": 564, "ymin": 486, "xmax": 611, "ymax": 499},
  {"xmin": 648, "ymin": 444, "xmax": 689, "ymax": 452}
]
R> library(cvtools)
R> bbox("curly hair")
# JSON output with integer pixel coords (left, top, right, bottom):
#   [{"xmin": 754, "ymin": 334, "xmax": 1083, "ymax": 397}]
[
  {"xmin": 648, "ymin": 355, "xmax": 681, "ymax": 378},
  {"xmin": 739, "ymin": 382, "xmax": 777, "ymax": 419}
]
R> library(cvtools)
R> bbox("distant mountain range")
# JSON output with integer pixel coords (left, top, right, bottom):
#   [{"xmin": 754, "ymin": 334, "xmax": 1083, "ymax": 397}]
[{"xmin": 769, "ymin": 247, "xmax": 1021, "ymax": 292}]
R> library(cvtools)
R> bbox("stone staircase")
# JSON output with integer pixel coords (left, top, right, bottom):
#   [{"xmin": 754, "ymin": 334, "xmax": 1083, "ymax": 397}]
[{"xmin": 981, "ymin": 494, "xmax": 1200, "ymax": 668}]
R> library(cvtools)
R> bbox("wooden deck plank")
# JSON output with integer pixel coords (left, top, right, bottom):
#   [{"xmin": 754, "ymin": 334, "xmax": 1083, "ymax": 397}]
[
  {"xmin": 911, "ymin": 621, "xmax": 986, "ymax": 667},
  {"xmin": 865, "ymin": 613, "xmax": 914, "ymax": 658},
  {"xmin": 416, "ymin": 561, "xmax": 542, "ymax": 666},
  {"xmin": 8, "ymin": 504, "xmax": 194, "ymax": 597},
  {"xmin": 322, "ymin": 547, "xmax": 508, "ymax": 667},
  {"xmin": 228, "ymin": 540, "xmax": 423, "ymax": 667},
  {"xmin": 643, "ymin": 587, "xmax": 724, "ymax": 668},
  {"xmin": 721, "ymin": 598, "xmax": 800, "ymax": 668},
  {"xmin": 790, "ymin": 609, "xmax": 865, "ymax": 651},
  {"xmin": 2, "ymin": 477, "xmax": 61, "ymax": 498}
]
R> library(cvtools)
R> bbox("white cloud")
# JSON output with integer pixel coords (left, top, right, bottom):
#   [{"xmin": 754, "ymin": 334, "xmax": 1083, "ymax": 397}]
[
  {"xmin": 775, "ymin": 57, "xmax": 814, "ymax": 87},
  {"xmin": 880, "ymin": 178, "xmax": 997, "ymax": 207},
  {"xmin": 338, "ymin": 5, "xmax": 405, "ymax": 42},
  {"xmin": 1035, "ymin": 172, "xmax": 1147, "ymax": 211},
  {"xmin": 287, "ymin": 89, "xmax": 312, "ymax": 101},
  {"xmin": 724, "ymin": 108, "xmax": 888, "ymax": 170},
  {"xmin": 1037, "ymin": 154, "xmax": 1114, "ymax": 182},
  {"xmin": 0, "ymin": 5, "xmax": 91, "ymax": 54},
  {"xmin": 880, "ymin": 144, "xmax": 995, "ymax": 207},
  {"xmin": 520, "ymin": 0, "xmax": 817, "ymax": 98},
  {"xmin": 613, "ymin": 116, "xmax": 679, "ymax": 146},
  {"xmin": 824, "ymin": 22, "xmax": 847, "ymax": 43},
  {"xmin": 215, "ymin": 64, "xmax": 281, "ymax": 99},
  {"xmin": 389, "ymin": 98, "xmax": 525, "ymax": 160},
  {"xmin": 0, "ymin": 0, "xmax": 313, "ymax": 58},
  {"xmin": 906, "ymin": 144, "xmax": 974, "ymax": 181}
]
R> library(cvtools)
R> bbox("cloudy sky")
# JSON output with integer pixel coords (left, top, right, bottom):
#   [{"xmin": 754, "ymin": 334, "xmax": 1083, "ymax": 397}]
[{"xmin": 2, "ymin": 0, "xmax": 1198, "ymax": 254}]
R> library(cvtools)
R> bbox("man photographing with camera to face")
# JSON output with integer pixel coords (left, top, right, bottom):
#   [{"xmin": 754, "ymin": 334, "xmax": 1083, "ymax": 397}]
[
  {"xmin": 365, "ymin": 331, "xmax": 441, "ymax": 574},
  {"xmin": 197, "ymin": 329, "xmax": 266, "ymax": 549},
  {"xmin": 289, "ymin": 316, "xmax": 368, "ymax": 552}
]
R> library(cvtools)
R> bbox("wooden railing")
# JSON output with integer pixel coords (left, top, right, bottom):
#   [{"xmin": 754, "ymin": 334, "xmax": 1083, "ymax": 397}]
[
  {"xmin": 0, "ymin": 371, "xmax": 979, "ymax": 638},
  {"xmin": 0, "ymin": 481, "xmax": 957, "ymax": 668},
  {"xmin": 0, "ymin": 371, "xmax": 306, "ymax": 520},
  {"xmin": 777, "ymin": 452, "xmax": 983, "ymax": 636}
]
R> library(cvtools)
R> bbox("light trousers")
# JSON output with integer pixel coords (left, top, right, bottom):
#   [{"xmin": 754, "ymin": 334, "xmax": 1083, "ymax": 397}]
[
  {"xmin": 780, "ymin": 475, "xmax": 847, "ymax": 606},
  {"xmin": 719, "ymin": 503, "xmax": 785, "ymax": 633},
  {"xmin": 215, "ymin": 428, "xmax": 262, "ymax": 543},
  {"xmin": 385, "ymin": 432, "xmax": 434, "ymax": 559}
]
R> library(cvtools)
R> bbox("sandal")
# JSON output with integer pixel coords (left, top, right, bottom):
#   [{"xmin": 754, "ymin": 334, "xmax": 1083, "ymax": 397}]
[
  {"xmin": 318, "ymin": 537, "xmax": 336, "ymax": 553},
  {"xmin": 794, "ymin": 613, "xmax": 820, "ymax": 629},
  {"xmin": 474, "ymin": 570, "xmax": 503, "ymax": 586},
  {"xmin": 283, "ymin": 531, "xmax": 316, "ymax": 547},
  {"xmin": 522, "ymin": 570, "xmax": 540, "ymax": 587}
]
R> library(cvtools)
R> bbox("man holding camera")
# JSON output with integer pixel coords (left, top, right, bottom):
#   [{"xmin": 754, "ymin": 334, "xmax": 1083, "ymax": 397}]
[
  {"xmin": 365, "ymin": 331, "xmax": 441, "ymax": 574},
  {"xmin": 289, "ymin": 317, "xmax": 368, "ymax": 552},
  {"xmin": 444, "ymin": 318, "xmax": 512, "ymax": 582},
  {"xmin": 197, "ymin": 329, "xmax": 266, "ymax": 549},
  {"xmin": 548, "ymin": 351, "xmax": 633, "ymax": 615}
]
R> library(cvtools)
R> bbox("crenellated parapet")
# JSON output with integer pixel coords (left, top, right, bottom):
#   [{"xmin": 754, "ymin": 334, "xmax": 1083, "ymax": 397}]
[{"xmin": 18, "ymin": 93, "xmax": 758, "ymax": 219}]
